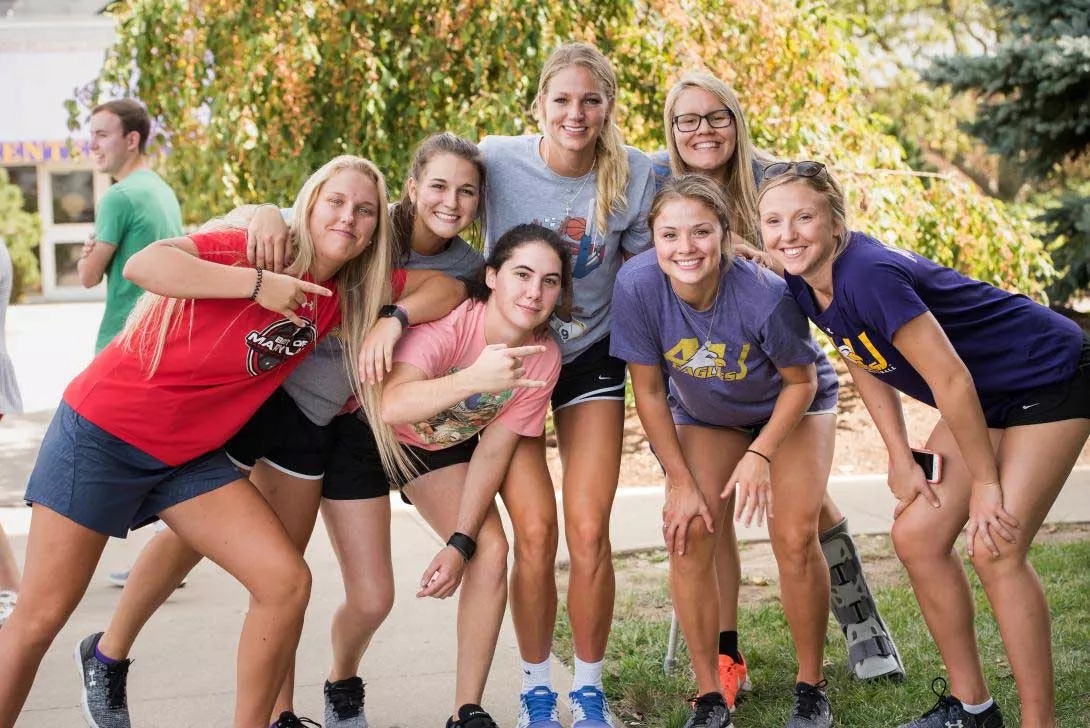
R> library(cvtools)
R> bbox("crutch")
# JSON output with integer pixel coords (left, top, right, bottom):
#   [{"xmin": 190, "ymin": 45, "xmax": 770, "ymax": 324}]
[{"xmin": 663, "ymin": 609, "xmax": 681, "ymax": 673}]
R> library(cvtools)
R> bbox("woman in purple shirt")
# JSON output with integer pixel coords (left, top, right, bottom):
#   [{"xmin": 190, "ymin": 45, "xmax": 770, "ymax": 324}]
[
  {"xmin": 612, "ymin": 175, "xmax": 841, "ymax": 728},
  {"xmin": 758, "ymin": 161, "xmax": 1090, "ymax": 728}
]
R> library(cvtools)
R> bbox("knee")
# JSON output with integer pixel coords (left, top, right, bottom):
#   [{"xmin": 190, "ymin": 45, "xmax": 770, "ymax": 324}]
[
  {"xmin": 890, "ymin": 517, "xmax": 943, "ymax": 567},
  {"xmin": 969, "ymin": 543, "xmax": 1028, "ymax": 583},
  {"xmin": 565, "ymin": 516, "xmax": 611, "ymax": 565},
  {"xmin": 8, "ymin": 602, "xmax": 71, "ymax": 650},
  {"xmin": 253, "ymin": 556, "xmax": 312, "ymax": 611},
  {"xmin": 771, "ymin": 527, "xmax": 820, "ymax": 571},
  {"xmin": 513, "ymin": 518, "xmax": 558, "ymax": 571},
  {"xmin": 344, "ymin": 578, "xmax": 395, "ymax": 626},
  {"xmin": 469, "ymin": 531, "xmax": 509, "ymax": 584},
  {"xmin": 671, "ymin": 524, "xmax": 717, "ymax": 576}
]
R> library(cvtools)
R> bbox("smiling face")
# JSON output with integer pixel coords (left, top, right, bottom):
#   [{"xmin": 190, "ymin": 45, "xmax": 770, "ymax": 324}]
[
  {"xmin": 486, "ymin": 241, "xmax": 564, "ymax": 334},
  {"xmin": 670, "ymin": 86, "xmax": 737, "ymax": 180},
  {"xmin": 759, "ymin": 180, "xmax": 843, "ymax": 280},
  {"xmin": 89, "ymin": 110, "xmax": 140, "ymax": 176},
  {"xmin": 307, "ymin": 168, "xmax": 380, "ymax": 271},
  {"xmin": 653, "ymin": 197, "xmax": 726, "ymax": 294},
  {"xmin": 538, "ymin": 65, "xmax": 611, "ymax": 165},
  {"xmin": 407, "ymin": 152, "xmax": 481, "ymax": 244}
]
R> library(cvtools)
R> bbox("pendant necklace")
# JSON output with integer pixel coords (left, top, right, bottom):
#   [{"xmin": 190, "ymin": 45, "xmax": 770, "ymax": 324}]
[
  {"xmin": 542, "ymin": 137, "xmax": 594, "ymax": 219},
  {"xmin": 673, "ymin": 272, "xmax": 723, "ymax": 348}
]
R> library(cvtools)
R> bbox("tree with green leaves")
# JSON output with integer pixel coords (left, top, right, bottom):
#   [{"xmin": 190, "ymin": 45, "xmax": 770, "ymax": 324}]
[
  {"xmin": 0, "ymin": 169, "xmax": 42, "ymax": 302},
  {"xmin": 72, "ymin": 0, "xmax": 1056, "ymax": 297},
  {"xmin": 925, "ymin": 0, "xmax": 1090, "ymax": 301}
]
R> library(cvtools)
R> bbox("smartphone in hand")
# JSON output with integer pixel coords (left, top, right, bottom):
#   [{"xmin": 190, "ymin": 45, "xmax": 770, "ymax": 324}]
[{"xmin": 911, "ymin": 448, "xmax": 943, "ymax": 484}]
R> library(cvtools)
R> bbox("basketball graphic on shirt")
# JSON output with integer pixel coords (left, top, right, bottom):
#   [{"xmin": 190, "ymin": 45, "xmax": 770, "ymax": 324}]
[
  {"xmin": 245, "ymin": 318, "xmax": 317, "ymax": 376},
  {"xmin": 560, "ymin": 216, "xmax": 586, "ymax": 241}
]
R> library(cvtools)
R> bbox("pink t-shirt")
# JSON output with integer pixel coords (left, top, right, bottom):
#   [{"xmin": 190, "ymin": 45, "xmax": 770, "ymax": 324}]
[{"xmin": 392, "ymin": 299, "xmax": 561, "ymax": 450}]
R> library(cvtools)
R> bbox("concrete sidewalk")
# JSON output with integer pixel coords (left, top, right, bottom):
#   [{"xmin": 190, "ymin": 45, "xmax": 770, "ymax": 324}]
[{"xmin": 4, "ymin": 301, "xmax": 1090, "ymax": 727}]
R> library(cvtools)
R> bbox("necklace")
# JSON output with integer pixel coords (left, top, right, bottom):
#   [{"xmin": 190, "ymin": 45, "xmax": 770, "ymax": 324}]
[
  {"xmin": 672, "ymin": 272, "xmax": 723, "ymax": 348},
  {"xmin": 541, "ymin": 137, "xmax": 594, "ymax": 219}
]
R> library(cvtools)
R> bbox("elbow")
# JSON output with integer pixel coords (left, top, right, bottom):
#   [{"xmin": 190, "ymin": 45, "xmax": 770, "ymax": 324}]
[
  {"xmin": 78, "ymin": 270, "xmax": 99, "ymax": 289},
  {"xmin": 379, "ymin": 396, "xmax": 408, "ymax": 426},
  {"xmin": 122, "ymin": 253, "xmax": 150, "ymax": 286}
]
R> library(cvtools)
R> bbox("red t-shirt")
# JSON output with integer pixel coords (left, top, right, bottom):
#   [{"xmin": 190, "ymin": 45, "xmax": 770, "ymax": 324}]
[{"xmin": 64, "ymin": 228, "xmax": 405, "ymax": 465}]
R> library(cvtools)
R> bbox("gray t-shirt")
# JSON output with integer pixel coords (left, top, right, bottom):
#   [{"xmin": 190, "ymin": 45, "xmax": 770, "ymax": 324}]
[
  {"xmin": 610, "ymin": 251, "xmax": 838, "ymax": 428},
  {"xmin": 281, "ymin": 227, "xmax": 483, "ymax": 426},
  {"xmin": 479, "ymin": 134, "xmax": 656, "ymax": 363}
]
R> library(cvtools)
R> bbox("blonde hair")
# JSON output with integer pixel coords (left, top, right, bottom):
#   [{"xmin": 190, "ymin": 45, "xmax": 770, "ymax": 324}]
[
  {"xmin": 121, "ymin": 155, "xmax": 413, "ymax": 479},
  {"xmin": 663, "ymin": 72, "xmax": 768, "ymax": 246},
  {"xmin": 648, "ymin": 174, "xmax": 734, "ymax": 272},
  {"xmin": 535, "ymin": 42, "xmax": 630, "ymax": 234},
  {"xmin": 757, "ymin": 165, "xmax": 851, "ymax": 258}
]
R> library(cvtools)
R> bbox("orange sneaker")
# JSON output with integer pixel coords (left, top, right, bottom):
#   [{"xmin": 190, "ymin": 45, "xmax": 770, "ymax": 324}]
[{"xmin": 717, "ymin": 653, "xmax": 752, "ymax": 711}]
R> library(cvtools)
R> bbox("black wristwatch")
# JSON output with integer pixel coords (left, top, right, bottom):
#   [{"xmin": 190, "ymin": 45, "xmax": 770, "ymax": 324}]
[{"xmin": 378, "ymin": 304, "xmax": 410, "ymax": 329}]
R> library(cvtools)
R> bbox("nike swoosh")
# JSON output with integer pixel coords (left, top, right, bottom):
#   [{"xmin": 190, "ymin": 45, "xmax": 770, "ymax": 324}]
[
  {"xmin": 598, "ymin": 374, "xmax": 613, "ymax": 381},
  {"xmin": 1022, "ymin": 403, "xmax": 1040, "ymax": 410}
]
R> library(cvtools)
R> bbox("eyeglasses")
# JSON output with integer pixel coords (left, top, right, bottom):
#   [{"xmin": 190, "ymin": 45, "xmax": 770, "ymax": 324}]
[
  {"xmin": 672, "ymin": 108, "xmax": 734, "ymax": 133},
  {"xmin": 763, "ymin": 161, "xmax": 826, "ymax": 179}
]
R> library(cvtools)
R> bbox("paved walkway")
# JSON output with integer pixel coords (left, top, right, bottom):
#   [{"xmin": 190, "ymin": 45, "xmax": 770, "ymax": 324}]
[{"xmin": 3, "ymin": 302, "xmax": 1089, "ymax": 727}]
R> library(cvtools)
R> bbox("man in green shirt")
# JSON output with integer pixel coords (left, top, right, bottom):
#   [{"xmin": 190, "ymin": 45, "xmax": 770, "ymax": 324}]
[{"xmin": 78, "ymin": 99, "xmax": 183, "ymax": 353}]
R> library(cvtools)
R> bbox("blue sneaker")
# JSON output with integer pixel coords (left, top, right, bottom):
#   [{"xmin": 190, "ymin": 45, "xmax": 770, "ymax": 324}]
[
  {"xmin": 517, "ymin": 686, "xmax": 562, "ymax": 728},
  {"xmin": 568, "ymin": 685, "xmax": 616, "ymax": 728}
]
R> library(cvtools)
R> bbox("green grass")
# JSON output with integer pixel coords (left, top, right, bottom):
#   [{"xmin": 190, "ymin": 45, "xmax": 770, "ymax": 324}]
[{"xmin": 553, "ymin": 534, "xmax": 1090, "ymax": 727}]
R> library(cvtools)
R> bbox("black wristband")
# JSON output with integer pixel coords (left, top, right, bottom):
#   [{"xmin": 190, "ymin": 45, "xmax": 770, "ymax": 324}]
[
  {"xmin": 378, "ymin": 303, "xmax": 410, "ymax": 329},
  {"xmin": 446, "ymin": 532, "xmax": 477, "ymax": 562},
  {"xmin": 745, "ymin": 448, "xmax": 771, "ymax": 464},
  {"xmin": 249, "ymin": 267, "xmax": 263, "ymax": 302}
]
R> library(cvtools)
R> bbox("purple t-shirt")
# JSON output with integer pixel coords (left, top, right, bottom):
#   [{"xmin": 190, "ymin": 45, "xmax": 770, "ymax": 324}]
[
  {"xmin": 611, "ymin": 251, "xmax": 838, "ymax": 428},
  {"xmin": 784, "ymin": 232, "xmax": 1084, "ymax": 423}
]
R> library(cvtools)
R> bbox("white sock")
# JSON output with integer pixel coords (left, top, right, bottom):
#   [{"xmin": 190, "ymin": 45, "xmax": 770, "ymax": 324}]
[
  {"xmin": 572, "ymin": 657, "xmax": 604, "ymax": 690},
  {"xmin": 521, "ymin": 658, "xmax": 552, "ymax": 692},
  {"xmin": 961, "ymin": 697, "xmax": 994, "ymax": 715}
]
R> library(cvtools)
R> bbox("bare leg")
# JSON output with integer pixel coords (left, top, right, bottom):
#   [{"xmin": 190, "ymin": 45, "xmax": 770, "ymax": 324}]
[
  {"xmin": 672, "ymin": 425, "xmax": 748, "ymax": 696},
  {"xmin": 160, "ymin": 479, "xmax": 312, "ymax": 728},
  {"xmin": 247, "ymin": 461, "xmax": 323, "ymax": 720},
  {"xmin": 322, "ymin": 495, "xmax": 395, "ymax": 681},
  {"xmin": 970, "ymin": 418, "xmax": 1090, "ymax": 728},
  {"xmin": 500, "ymin": 435, "xmax": 559, "ymax": 665},
  {"xmin": 0, "ymin": 506, "xmax": 108, "ymax": 727},
  {"xmin": 713, "ymin": 516, "xmax": 740, "ymax": 635},
  {"xmin": 555, "ymin": 400, "xmax": 624, "ymax": 666},
  {"xmin": 767, "ymin": 414, "xmax": 834, "ymax": 685},
  {"xmin": 98, "ymin": 529, "xmax": 202, "ymax": 659},
  {"xmin": 890, "ymin": 420, "xmax": 1001, "ymax": 704},
  {"xmin": 404, "ymin": 465, "xmax": 509, "ymax": 715},
  {"xmin": 0, "ymin": 522, "xmax": 20, "ymax": 592}
]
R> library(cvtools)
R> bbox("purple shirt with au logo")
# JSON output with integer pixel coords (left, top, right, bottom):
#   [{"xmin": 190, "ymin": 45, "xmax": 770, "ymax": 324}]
[
  {"xmin": 784, "ymin": 232, "xmax": 1084, "ymax": 424},
  {"xmin": 610, "ymin": 251, "xmax": 837, "ymax": 428}
]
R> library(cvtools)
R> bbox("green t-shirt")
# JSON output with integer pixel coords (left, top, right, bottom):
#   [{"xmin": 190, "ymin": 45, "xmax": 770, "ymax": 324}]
[{"xmin": 94, "ymin": 169, "xmax": 183, "ymax": 352}]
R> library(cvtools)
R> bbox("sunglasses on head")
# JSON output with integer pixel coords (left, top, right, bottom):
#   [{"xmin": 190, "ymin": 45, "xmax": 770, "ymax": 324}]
[{"xmin": 763, "ymin": 161, "xmax": 826, "ymax": 179}]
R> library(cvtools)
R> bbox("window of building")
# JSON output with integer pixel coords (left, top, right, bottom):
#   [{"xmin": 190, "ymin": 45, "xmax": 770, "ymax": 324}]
[
  {"xmin": 4, "ymin": 165, "xmax": 39, "ymax": 214},
  {"xmin": 50, "ymin": 170, "xmax": 95, "ymax": 224},
  {"xmin": 53, "ymin": 240, "xmax": 85, "ymax": 287}
]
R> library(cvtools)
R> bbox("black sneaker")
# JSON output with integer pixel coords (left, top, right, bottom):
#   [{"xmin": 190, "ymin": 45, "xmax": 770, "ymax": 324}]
[
  {"xmin": 684, "ymin": 692, "xmax": 732, "ymax": 728},
  {"xmin": 270, "ymin": 711, "xmax": 321, "ymax": 728},
  {"xmin": 897, "ymin": 678, "xmax": 1005, "ymax": 728},
  {"xmin": 445, "ymin": 703, "xmax": 499, "ymax": 728},
  {"xmin": 73, "ymin": 632, "xmax": 132, "ymax": 728},
  {"xmin": 784, "ymin": 680, "xmax": 831, "ymax": 728},
  {"xmin": 325, "ymin": 676, "xmax": 368, "ymax": 728}
]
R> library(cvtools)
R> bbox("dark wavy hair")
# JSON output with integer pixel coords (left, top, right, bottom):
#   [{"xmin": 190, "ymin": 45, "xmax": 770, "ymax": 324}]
[
  {"xmin": 389, "ymin": 132, "xmax": 485, "ymax": 262},
  {"xmin": 467, "ymin": 223, "xmax": 573, "ymax": 323}
]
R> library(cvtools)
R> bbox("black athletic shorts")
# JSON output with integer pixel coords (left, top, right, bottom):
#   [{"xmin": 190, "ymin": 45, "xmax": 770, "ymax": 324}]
[
  {"xmin": 550, "ymin": 335, "xmax": 627, "ymax": 412},
  {"xmin": 996, "ymin": 333, "xmax": 1090, "ymax": 428},
  {"xmin": 322, "ymin": 411, "xmax": 390, "ymax": 500},
  {"xmin": 225, "ymin": 387, "xmax": 329, "ymax": 480},
  {"xmin": 322, "ymin": 411, "xmax": 480, "ymax": 501}
]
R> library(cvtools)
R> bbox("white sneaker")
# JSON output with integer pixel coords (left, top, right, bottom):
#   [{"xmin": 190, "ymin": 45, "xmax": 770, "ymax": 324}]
[{"xmin": 106, "ymin": 570, "xmax": 187, "ymax": 589}]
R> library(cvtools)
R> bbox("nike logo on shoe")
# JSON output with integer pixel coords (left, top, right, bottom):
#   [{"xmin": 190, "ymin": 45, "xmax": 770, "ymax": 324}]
[{"xmin": 1022, "ymin": 403, "xmax": 1040, "ymax": 410}]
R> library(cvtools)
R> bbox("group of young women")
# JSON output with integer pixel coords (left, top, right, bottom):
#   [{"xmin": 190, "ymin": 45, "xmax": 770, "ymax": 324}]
[{"xmin": 0, "ymin": 40, "xmax": 1084, "ymax": 728}]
